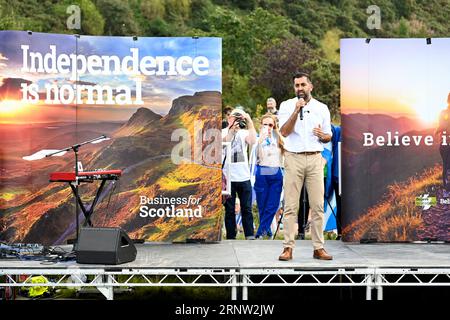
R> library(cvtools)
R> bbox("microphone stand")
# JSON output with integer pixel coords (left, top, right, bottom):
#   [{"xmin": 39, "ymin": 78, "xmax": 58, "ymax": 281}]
[{"xmin": 46, "ymin": 135, "xmax": 107, "ymax": 248}]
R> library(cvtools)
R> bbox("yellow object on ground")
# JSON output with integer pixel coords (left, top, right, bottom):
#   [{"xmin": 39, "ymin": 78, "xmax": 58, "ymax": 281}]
[{"xmin": 26, "ymin": 276, "xmax": 49, "ymax": 297}]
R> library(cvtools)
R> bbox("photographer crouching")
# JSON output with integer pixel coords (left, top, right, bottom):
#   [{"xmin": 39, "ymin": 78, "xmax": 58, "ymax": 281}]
[{"xmin": 222, "ymin": 109, "xmax": 257, "ymax": 239}]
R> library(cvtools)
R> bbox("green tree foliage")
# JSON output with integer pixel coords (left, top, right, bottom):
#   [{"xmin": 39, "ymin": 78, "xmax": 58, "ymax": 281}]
[
  {"xmin": 397, "ymin": 17, "xmax": 410, "ymax": 37},
  {"xmin": 165, "ymin": 0, "xmax": 191, "ymax": 21},
  {"xmin": 394, "ymin": 0, "xmax": 414, "ymax": 19},
  {"xmin": 304, "ymin": 59, "xmax": 340, "ymax": 122},
  {"xmin": 52, "ymin": 0, "xmax": 104, "ymax": 35},
  {"xmin": 146, "ymin": 17, "xmax": 174, "ymax": 36},
  {"xmin": 320, "ymin": 28, "xmax": 342, "ymax": 64},
  {"xmin": 95, "ymin": 0, "xmax": 139, "ymax": 35},
  {"xmin": 0, "ymin": 0, "xmax": 60, "ymax": 32},
  {"xmin": 253, "ymin": 37, "xmax": 314, "ymax": 105},
  {"xmin": 188, "ymin": 0, "xmax": 215, "ymax": 30},
  {"xmin": 141, "ymin": 0, "xmax": 166, "ymax": 21},
  {"xmin": 208, "ymin": 7, "xmax": 290, "ymax": 75},
  {"xmin": 0, "ymin": 1, "xmax": 24, "ymax": 30},
  {"xmin": 77, "ymin": 0, "xmax": 104, "ymax": 35}
]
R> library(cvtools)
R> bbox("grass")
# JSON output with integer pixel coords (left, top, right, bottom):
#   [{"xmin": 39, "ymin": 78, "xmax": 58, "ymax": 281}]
[
  {"xmin": 0, "ymin": 186, "xmax": 28, "ymax": 202},
  {"xmin": 343, "ymin": 164, "xmax": 441, "ymax": 241},
  {"xmin": 157, "ymin": 163, "xmax": 216, "ymax": 192},
  {"xmin": 0, "ymin": 193, "xmax": 16, "ymax": 201}
]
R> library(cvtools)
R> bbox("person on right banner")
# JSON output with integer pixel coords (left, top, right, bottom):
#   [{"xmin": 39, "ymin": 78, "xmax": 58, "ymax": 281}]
[
  {"xmin": 435, "ymin": 92, "xmax": 450, "ymax": 195},
  {"xmin": 277, "ymin": 71, "xmax": 333, "ymax": 261}
]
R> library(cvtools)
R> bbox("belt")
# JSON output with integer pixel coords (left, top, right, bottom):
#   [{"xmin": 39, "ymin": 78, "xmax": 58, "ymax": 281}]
[{"xmin": 290, "ymin": 151, "xmax": 320, "ymax": 155}]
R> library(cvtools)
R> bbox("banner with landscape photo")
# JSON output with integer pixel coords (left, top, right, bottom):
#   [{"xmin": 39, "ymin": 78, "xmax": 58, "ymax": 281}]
[
  {"xmin": 0, "ymin": 31, "xmax": 222, "ymax": 245},
  {"xmin": 341, "ymin": 38, "xmax": 450, "ymax": 242}
]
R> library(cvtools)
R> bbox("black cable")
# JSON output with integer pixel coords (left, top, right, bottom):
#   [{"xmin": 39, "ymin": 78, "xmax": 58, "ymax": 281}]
[
  {"xmin": 0, "ymin": 243, "xmax": 76, "ymax": 263},
  {"xmin": 103, "ymin": 179, "xmax": 121, "ymax": 226},
  {"xmin": 106, "ymin": 179, "xmax": 119, "ymax": 210}
]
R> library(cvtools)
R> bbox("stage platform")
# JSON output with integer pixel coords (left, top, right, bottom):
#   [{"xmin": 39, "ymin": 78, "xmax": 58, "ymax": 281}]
[{"xmin": 1, "ymin": 240, "xmax": 449, "ymax": 300}]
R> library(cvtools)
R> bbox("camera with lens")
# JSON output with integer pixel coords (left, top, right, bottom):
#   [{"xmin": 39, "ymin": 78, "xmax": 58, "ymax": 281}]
[{"xmin": 233, "ymin": 113, "xmax": 247, "ymax": 129}]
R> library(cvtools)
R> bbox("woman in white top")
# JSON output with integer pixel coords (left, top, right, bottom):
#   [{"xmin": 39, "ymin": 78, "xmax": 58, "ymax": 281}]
[{"xmin": 254, "ymin": 113, "xmax": 284, "ymax": 239}]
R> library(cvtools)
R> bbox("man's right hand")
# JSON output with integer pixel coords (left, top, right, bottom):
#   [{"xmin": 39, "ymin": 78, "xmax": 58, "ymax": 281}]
[{"xmin": 295, "ymin": 98, "xmax": 306, "ymax": 114}]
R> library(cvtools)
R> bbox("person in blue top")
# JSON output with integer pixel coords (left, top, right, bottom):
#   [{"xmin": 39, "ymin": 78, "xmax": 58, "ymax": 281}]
[{"xmin": 253, "ymin": 114, "xmax": 284, "ymax": 239}]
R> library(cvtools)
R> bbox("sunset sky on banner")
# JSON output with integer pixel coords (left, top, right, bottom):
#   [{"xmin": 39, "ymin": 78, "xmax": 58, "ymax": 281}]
[
  {"xmin": 341, "ymin": 38, "xmax": 450, "ymax": 125},
  {"xmin": 0, "ymin": 32, "xmax": 221, "ymax": 123}
]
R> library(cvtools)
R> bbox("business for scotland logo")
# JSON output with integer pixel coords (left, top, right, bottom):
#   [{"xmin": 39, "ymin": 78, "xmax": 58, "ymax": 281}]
[{"xmin": 415, "ymin": 194, "xmax": 437, "ymax": 210}]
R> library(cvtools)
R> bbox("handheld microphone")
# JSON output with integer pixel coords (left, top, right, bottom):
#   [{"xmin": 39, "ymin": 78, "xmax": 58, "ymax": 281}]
[{"xmin": 297, "ymin": 92, "xmax": 304, "ymax": 120}]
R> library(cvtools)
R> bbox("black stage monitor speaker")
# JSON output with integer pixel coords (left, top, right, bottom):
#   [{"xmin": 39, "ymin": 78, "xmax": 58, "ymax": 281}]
[{"xmin": 76, "ymin": 227, "xmax": 137, "ymax": 265}]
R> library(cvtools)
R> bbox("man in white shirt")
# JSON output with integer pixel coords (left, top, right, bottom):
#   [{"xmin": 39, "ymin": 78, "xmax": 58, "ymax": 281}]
[
  {"xmin": 277, "ymin": 72, "xmax": 333, "ymax": 261},
  {"xmin": 222, "ymin": 109, "xmax": 257, "ymax": 239}
]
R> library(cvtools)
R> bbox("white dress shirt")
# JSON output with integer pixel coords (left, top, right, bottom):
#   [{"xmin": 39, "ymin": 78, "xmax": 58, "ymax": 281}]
[{"xmin": 278, "ymin": 97, "xmax": 332, "ymax": 153}]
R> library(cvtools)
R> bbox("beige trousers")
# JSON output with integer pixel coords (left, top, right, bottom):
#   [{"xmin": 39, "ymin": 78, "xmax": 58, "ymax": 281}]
[{"xmin": 282, "ymin": 151, "xmax": 325, "ymax": 250}]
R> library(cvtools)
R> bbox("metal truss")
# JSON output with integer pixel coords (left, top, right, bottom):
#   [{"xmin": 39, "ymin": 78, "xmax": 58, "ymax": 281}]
[
  {"xmin": 240, "ymin": 268, "xmax": 450, "ymax": 300},
  {"xmin": 1, "ymin": 267, "xmax": 449, "ymax": 300},
  {"xmin": 239, "ymin": 268, "xmax": 375, "ymax": 300},
  {"xmin": 368, "ymin": 268, "xmax": 450, "ymax": 300},
  {"xmin": 0, "ymin": 268, "xmax": 239, "ymax": 300}
]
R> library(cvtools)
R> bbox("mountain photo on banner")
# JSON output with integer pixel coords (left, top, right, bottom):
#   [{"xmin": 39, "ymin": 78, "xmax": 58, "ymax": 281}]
[
  {"xmin": 0, "ymin": 31, "xmax": 222, "ymax": 245},
  {"xmin": 341, "ymin": 38, "xmax": 450, "ymax": 242}
]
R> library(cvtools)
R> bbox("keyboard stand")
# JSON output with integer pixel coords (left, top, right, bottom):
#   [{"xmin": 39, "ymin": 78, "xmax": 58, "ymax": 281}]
[
  {"xmin": 68, "ymin": 178, "xmax": 109, "ymax": 227},
  {"xmin": 49, "ymin": 172, "xmax": 120, "ymax": 247},
  {"xmin": 45, "ymin": 135, "xmax": 113, "ymax": 247}
]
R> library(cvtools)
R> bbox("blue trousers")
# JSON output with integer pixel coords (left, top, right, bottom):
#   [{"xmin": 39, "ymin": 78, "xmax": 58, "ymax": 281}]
[{"xmin": 254, "ymin": 166, "xmax": 283, "ymax": 237}]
